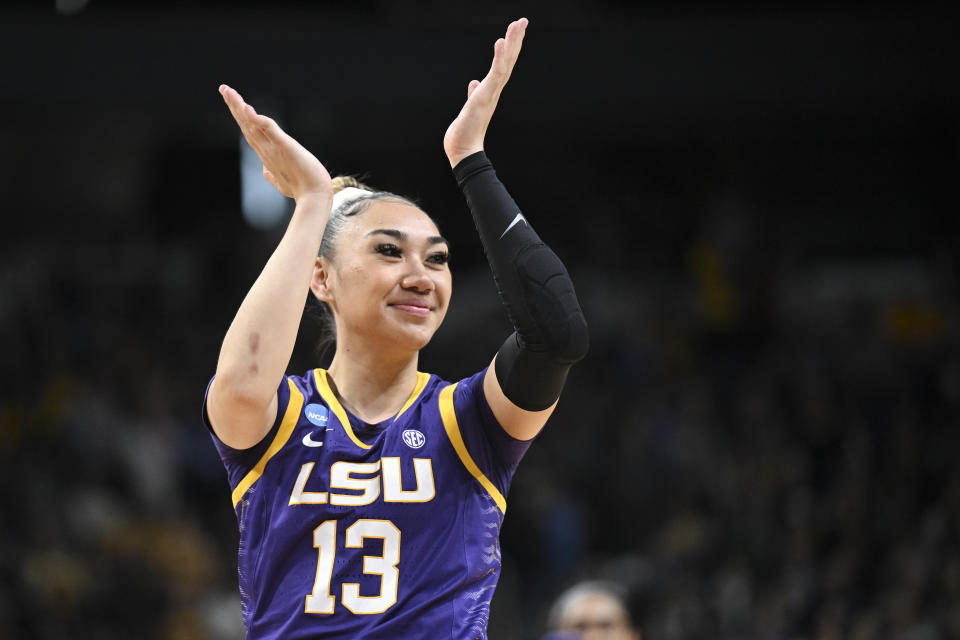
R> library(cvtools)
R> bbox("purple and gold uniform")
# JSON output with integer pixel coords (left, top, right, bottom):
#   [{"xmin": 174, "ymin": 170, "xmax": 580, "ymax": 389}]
[{"xmin": 204, "ymin": 367, "xmax": 531, "ymax": 639}]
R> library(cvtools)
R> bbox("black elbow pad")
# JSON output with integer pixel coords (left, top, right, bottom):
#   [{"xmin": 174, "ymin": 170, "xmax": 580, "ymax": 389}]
[
  {"xmin": 514, "ymin": 243, "xmax": 590, "ymax": 363},
  {"xmin": 493, "ymin": 246, "xmax": 589, "ymax": 412},
  {"xmin": 454, "ymin": 150, "xmax": 588, "ymax": 411}
]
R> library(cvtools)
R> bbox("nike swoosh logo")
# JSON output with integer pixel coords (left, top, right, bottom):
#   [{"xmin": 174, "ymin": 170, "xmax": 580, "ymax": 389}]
[
  {"xmin": 302, "ymin": 432, "xmax": 324, "ymax": 447},
  {"xmin": 500, "ymin": 212, "xmax": 527, "ymax": 239}
]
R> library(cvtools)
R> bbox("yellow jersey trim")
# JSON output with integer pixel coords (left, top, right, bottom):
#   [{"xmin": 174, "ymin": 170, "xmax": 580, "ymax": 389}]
[
  {"xmin": 438, "ymin": 383, "xmax": 507, "ymax": 515},
  {"xmin": 314, "ymin": 369, "xmax": 370, "ymax": 450},
  {"xmin": 313, "ymin": 369, "xmax": 431, "ymax": 451},
  {"xmin": 393, "ymin": 371, "xmax": 431, "ymax": 422},
  {"xmin": 231, "ymin": 378, "xmax": 304, "ymax": 508}
]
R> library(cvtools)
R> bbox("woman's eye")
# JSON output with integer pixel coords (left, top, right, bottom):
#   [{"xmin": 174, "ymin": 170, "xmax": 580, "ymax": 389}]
[
  {"xmin": 376, "ymin": 244, "xmax": 402, "ymax": 258},
  {"xmin": 428, "ymin": 252, "xmax": 449, "ymax": 265}
]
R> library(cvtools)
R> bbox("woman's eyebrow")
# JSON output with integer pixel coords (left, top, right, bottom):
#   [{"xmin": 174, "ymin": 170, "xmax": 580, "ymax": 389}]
[
  {"xmin": 365, "ymin": 228, "xmax": 405, "ymax": 240},
  {"xmin": 365, "ymin": 228, "xmax": 449, "ymax": 246}
]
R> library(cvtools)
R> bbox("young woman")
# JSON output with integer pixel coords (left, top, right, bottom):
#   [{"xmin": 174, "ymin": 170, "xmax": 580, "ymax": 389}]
[{"xmin": 205, "ymin": 18, "xmax": 587, "ymax": 639}]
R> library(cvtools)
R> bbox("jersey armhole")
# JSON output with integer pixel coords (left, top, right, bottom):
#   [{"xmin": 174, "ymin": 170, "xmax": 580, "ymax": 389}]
[
  {"xmin": 439, "ymin": 383, "xmax": 508, "ymax": 515},
  {"xmin": 202, "ymin": 374, "xmax": 292, "ymax": 462},
  {"xmin": 229, "ymin": 379, "xmax": 305, "ymax": 508},
  {"xmin": 458, "ymin": 369, "xmax": 537, "ymax": 473}
]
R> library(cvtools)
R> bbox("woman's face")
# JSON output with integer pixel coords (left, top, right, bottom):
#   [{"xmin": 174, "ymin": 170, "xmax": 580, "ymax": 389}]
[{"xmin": 313, "ymin": 199, "xmax": 452, "ymax": 354}]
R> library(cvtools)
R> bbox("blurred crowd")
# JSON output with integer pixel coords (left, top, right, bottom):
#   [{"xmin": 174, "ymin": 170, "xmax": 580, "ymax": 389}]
[
  {"xmin": 504, "ymin": 233, "xmax": 960, "ymax": 638},
  {"xmin": 516, "ymin": 273, "xmax": 960, "ymax": 640},
  {"xmin": 2, "ymin": 204, "xmax": 956, "ymax": 639}
]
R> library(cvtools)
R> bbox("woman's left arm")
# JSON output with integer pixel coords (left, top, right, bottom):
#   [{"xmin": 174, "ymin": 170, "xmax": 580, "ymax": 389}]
[{"xmin": 445, "ymin": 18, "xmax": 589, "ymax": 441}]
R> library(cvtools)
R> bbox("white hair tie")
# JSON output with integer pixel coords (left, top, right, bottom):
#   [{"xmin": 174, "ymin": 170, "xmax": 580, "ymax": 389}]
[{"xmin": 331, "ymin": 186, "xmax": 374, "ymax": 213}]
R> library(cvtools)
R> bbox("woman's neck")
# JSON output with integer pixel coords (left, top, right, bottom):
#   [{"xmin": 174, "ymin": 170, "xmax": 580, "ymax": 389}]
[{"xmin": 326, "ymin": 341, "xmax": 420, "ymax": 424}]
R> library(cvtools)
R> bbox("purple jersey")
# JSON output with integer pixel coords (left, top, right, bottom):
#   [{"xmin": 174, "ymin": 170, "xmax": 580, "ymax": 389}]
[{"xmin": 203, "ymin": 368, "xmax": 532, "ymax": 639}]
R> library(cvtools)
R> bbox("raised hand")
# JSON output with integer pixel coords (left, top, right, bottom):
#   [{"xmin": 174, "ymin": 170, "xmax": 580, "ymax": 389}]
[
  {"xmin": 219, "ymin": 84, "xmax": 332, "ymax": 202},
  {"xmin": 443, "ymin": 18, "xmax": 528, "ymax": 168}
]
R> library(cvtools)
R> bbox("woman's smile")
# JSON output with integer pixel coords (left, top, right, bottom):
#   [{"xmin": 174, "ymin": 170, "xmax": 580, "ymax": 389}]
[{"xmin": 389, "ymin": 300, "xmax": 432, "ymax": 317}]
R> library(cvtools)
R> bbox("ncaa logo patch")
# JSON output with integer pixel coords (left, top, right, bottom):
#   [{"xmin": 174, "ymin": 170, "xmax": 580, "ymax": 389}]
[
  {"xmin": 304, "ymin": 404, "xmax": 329, "ymax": 427},
  {"xmin": 402, "ymin": 429, "xmax": 426, "ymax": 449}
]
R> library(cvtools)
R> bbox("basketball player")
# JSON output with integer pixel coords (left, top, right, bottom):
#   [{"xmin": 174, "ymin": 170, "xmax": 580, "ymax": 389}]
[{"xmin": 204, "ymin": 18, "xmax": 588, "ymax": 638}]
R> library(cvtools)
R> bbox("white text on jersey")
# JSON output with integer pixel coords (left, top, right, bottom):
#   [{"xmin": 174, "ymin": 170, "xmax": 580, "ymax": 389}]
[{"xmin": 289, "ymin": 458, "xmax": 436, "ymax": 506}]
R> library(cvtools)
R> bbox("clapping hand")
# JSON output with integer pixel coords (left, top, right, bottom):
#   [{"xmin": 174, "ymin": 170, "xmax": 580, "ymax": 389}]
[
  {"xmin": 443, "ymin": 18, "xmax": 528, "ymax": 168},
  {"xmin": 219, "ymin": 84, "xmax": 332, "ymax": 203}
]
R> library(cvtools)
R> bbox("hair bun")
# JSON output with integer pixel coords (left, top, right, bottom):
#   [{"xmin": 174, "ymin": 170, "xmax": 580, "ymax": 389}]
[{"xmin": 331, "ymin": 176, "xmax": 376, "ymax": 194}]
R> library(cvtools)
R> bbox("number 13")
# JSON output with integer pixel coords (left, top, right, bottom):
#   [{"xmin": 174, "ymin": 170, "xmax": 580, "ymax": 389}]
[{"xmin": 305, "ymin": 519, "xmax": 401, "ymax": 615}]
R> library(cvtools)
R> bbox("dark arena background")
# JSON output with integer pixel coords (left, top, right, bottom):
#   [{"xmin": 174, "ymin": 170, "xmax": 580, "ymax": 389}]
[{"xmin": 1, "ymin": 1, "xmax": 958, "ymax": 638}]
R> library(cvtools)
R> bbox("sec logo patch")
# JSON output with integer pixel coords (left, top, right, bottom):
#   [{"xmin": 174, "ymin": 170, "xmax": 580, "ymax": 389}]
[{"xmin": 402, "ymin": 429, "xmax": 426, "ymax": 449}]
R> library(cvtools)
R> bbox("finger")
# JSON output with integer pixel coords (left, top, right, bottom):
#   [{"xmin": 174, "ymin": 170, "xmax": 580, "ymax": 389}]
[
  {"xmin": 477, "ymin": 38, "xmax": 505, "ymax": 88},
  {"xmin": 220, "ymin": 84, "xmax": 277, "ymax": 141},
  {"xmin": 466, "ymin": 79, "xmax": 480, "ymax": 99},
  {"xmin": 220, "ymin": 84, "xmax": 258, "ymax": 124},
  {"xmin": 263, "ymin": 168, "xmax": 294, "ymax": 199},
  {"xmin": 263, "ymin": 167, "xmax": 277, "ymax": 187},
  {"xmin": 501, "ymin": 19, "xmax": 527, "ymax": 70},
  {"xmin": 489, "ymin": 20, "xmax": 526, "ymax": 82},
  {"xmin": 507, "ymin": 17, "xmax": 528, "ymax": 44},
  {"xmin": 507, "ymin": 17, "xmax": 528, "ymax": 41},
  {"xmin": 219, "ymin": 84, "xmax": 249, "ymax": 124},
  {"xmin": 253, "ymin": 113, "xmax": 282, "ymax": 138},
  {"xmin": 240, "ymin": 104, "xmax": 279, "ymax": 137},
  {"xmin": 498, "ymin": 20, "xmax": 524, "ymax": 59},
  {"xmin": 262, "ymin": 167, "xmax": 281, "ymax": 191},
  {"xmin": 493, "ymin": 37, "xmax": 506, "ymax": 67},
  {"xmin": 238, "ymin": 109, "xmax": 284, "ymax": 155},
  {"xmin": 220, "ymin": 85, "xmax": 268, "ymax": 148},
  {"xmin": 499, "ymin": 19, "xmax": 526, "ymax": 63}
]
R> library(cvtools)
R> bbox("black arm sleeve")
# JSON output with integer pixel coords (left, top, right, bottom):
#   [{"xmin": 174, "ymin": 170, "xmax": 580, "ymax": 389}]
[{"xmin": 453, "ymin": 151, "xmax": 588, "ymax": 411}]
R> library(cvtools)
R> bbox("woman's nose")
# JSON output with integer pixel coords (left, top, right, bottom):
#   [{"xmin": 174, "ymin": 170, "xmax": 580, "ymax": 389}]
[{"xmin": 400, "ymin": 263, "xmax": 435, "ymax": 292}]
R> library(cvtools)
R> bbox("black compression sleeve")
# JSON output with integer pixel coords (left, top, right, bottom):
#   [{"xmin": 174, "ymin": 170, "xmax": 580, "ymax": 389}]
[{"xmin": 454, "ymin": 151, "xmax": 588, "ymax": 411}]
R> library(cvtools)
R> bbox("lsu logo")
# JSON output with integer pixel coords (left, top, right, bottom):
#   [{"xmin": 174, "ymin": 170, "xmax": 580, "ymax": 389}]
[
  {"xmin": 305, "ymin": 404, "xmax": 329, "ymax": 427},
  {"xmin": 289, "ymin": 458, "xmax": 435, "ymax": 506},
  {"xmin": 401, "ymin": 429, "xmax": 426, "ymax": 449}
]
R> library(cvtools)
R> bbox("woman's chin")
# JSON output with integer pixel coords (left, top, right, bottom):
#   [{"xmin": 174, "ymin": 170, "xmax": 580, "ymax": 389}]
[
  {"xmin": 400, "ymin": 331, "xmax": 435, "ymax": 353},
  {"xmin": 379, "ymin": 322, "xmax": 437, "ymax": 354}
]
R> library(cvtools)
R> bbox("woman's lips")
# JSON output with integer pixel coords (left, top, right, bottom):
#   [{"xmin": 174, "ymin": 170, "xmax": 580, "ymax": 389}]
[{"xmin": 390, "ymin": 303, "xmax": 431, "ymax": 317}]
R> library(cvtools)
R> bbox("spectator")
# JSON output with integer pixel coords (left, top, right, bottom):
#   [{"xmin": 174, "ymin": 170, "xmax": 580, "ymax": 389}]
[{"xmin": 545, "ymin": 581, "xmax": 641, "ymax": 640}]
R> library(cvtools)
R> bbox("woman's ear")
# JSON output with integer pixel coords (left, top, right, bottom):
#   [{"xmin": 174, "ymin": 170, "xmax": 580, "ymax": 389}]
[{"xmin": 311, "ymin": 257, "xmax": 335, "ymax": 305}]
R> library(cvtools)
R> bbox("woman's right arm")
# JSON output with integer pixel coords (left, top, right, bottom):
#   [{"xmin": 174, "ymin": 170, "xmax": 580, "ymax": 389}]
[{"xmin": 207, "ymin": 85, "xmax": 333, "ymax": 450}]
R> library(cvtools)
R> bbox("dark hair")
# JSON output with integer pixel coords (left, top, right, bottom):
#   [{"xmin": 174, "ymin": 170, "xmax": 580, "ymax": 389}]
[{"xmin": 309, "ymin": 176, "xmax": 422, "ymax": 359}]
